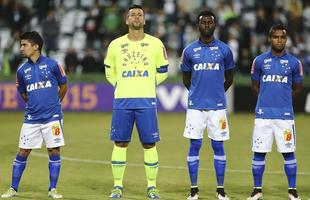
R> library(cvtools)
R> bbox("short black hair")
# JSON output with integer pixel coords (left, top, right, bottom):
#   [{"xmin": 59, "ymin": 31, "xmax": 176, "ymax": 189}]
[
  {"xmin": 20, "ymin": 31, "xmax": 43, "ymax": 52},
  {"xmin": 128, "ymin": 4, "xmax": 144, "ymax": 13},
  {"xmin": 268, "ymin": 24, "xmax": 287, "ymax": 37},
  {"xmin": 197, "ymin": 10, "xmax": 216, "ymax": 23}
]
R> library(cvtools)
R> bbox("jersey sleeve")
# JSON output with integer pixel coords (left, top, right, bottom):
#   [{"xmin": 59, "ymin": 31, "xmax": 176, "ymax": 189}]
[
  {"xmin": 16, "ymin": 69, "xmax": 26, "ymax": 93},
  {"xmin": 224, "ymin": 47, "xmax": 235, "ymax": 70},
  {"xmin": 54, "ymin": 63, "xmax": 67, "ymax": 85},
  {"xmin": 155, "ymin": 40, "xmax": 169, "ymax": 85},
  {"xmin": 180, "ymin": 48, "xmax": 191, "ymax": 72},
  {"xmin": 104, "ymin": 41, "xmax": 117, "ymax": 86},
  {"xmin": 292, "ymin": 60, "xmax": 303, "ymax": 83},
  {"xmin": 251, "ymin": 57, "xmax": 261, "ymax": 81}
]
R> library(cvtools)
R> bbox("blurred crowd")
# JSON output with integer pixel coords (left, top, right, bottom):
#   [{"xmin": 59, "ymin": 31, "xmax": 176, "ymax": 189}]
[{"xmin": 0, "ymin": 0, "xmax": 309, "ymax": 77}]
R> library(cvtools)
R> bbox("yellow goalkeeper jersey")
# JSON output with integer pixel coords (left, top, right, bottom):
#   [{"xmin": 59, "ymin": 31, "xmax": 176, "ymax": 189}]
[{"xmin": 104, "ymin": 34, "xmax": 169, "ymax": 109}]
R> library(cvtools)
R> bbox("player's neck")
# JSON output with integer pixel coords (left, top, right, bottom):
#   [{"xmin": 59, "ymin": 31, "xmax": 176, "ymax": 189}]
[
  {"xmin": 199, "ymin": 35, "xmax": 214, "ymax": 44},
  {"xmin": 271, "ymin": 49, "xmax": 286, "ymax": 57},
  {"xmin": 127, "ymin": 30, "xmax": 145, "ymax": 41},
  {"xmin": 29, "ymin": 53, "xmax": 41, "ymax": 63}
]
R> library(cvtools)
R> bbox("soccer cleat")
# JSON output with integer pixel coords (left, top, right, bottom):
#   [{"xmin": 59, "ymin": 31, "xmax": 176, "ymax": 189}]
[
  {"xmin": 109, "ymin": 186, "xmax": 123, "ymax": 199},
  {"xmin": 48, "ymin": 188, "xmax": 63, "ymax": 199},
  {"xmin": 247, "ymin": 188, "xmax": 263, "ymax": 200},
  {"xmin": 216, "ymin": 187, "xmax": 229, "ymax": 200},
  {"xmin": 1, "ymin": 188, "xmax": 18, "ymax": 198},
  {"xmin": 187, "ymin": 187, "xmax": 199, "ymax": 200},
  {"xmin": 147, "ymin": 187, "xmax": 160, "ymax": 199},
  {"xmin": 288, "ymin": 189, "xmax": 301, "ymax": 200}
]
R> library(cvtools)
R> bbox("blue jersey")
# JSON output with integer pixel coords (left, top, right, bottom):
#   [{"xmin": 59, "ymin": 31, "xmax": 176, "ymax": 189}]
[
  {"xmin": 16, "ymin": 55, "xmax": 67, "ymax": 124},
  {"xmin": 251, "ymin": 51, "xmax": 303, "ymax": 120},
  {"xmin": 180, "ymin": 39, "xmax": 235, "ymax": 110}
]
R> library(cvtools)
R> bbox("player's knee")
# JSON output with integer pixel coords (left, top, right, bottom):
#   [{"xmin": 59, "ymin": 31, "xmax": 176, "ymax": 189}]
[
  {"xmin": 253, "ymin": 152, "xmax": 266, "ymax": 161},
  {"xmin": 18, "ymin": 148, "xmax": 31, "ymax": 157},
  {"xmin": 211, "ymin": 140, "xmax": 224, "ymax": 155},
  {"xmin": 282, "ymin": 152, "xmax": 295, "ymax": 161},
  {"xmin": 115, "ymin": 141, "xmax": 129, "ymax": 148},
  {"xmin": 189, "ymin": 139, "xmax": 202, "ymax": 153},
  {"xmin": 47, "ymin": 147, "xmax": 60, "ymax": 156},
  {"xmin": 142, "ymin": 143, "xmax": 155, "ymax": 149}
]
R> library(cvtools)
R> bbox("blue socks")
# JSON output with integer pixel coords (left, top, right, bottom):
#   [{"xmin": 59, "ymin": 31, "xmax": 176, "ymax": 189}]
[
  {"xmin": 282, "ymin": 152, "xmax": 297, "ymax": 189},
  {"xmin": 11, "ymin": 154, "xmax": 28, "ymax": 191},
  {"xmin": 251, "ymin": 152, "xmax": 297, "ymax": 189},
  {"xmin": 187, "ymin": 139, "xmax": 227, "ymax": 187},
  {"xmin": 187, "ymin": 139, "xmax": 202, "ymax": 186},
  {"xmin": 211, "ymin": 140, "xmax": 226, "ymax": 187},
  {"xmin": 48, "ymin": 155, "xmax": 61, "ymax": 191},
  {"xmin": 251, "ymin": 152, "xmax": 266, "ymax": 188}
]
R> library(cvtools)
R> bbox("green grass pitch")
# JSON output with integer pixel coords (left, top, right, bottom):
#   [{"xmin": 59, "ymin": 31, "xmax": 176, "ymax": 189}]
[{"xmin": 0, "ymin": 112, "xmax": 309, "ymax": 200}]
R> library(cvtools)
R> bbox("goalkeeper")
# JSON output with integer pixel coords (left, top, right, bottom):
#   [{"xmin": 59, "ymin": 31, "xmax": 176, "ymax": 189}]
[{"xmin": 104, "ymin": 4, "xmax": 169, "ymax": 199}]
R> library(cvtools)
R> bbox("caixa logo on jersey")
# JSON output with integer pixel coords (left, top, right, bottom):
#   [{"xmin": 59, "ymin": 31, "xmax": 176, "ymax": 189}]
[
  {"xmin": 262, "ymin": 75, "xmax": 288, "ymax": 83},
  {"xmin": 122, "ymin": 70, "xmax": 149, "ymax": 77},
  {"xmin": 26, "ymin": 81, "xmax": 52, "ymax": 92},
  {"xmin": 193, "ymin": 63, "xmax": 220, "ymax": 71}
]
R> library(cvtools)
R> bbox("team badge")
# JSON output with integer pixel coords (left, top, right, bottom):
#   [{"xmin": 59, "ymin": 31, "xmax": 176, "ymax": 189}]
[
  {"xmin": 284, "ymin": 129, "xmax": 293, "ymax": 141},
  {"xmin": 52, "ymin": 124, "xmax": 62, "ymax": 136},
  {"xmin": 219, "ymin": 117, "xmax": 227, "ymax": 130}
]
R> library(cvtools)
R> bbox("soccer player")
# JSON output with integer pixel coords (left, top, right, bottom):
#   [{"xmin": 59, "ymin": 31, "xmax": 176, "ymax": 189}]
[
  {"xmin": 104, "ymin": 4, "xmax": 168, "ymax": 199},
  {"xmin": 247, "ymin": 24, "xmax": 303, "ymax": 200},
  {"xmin": 180, "ymin": 10, "xmax": 234, "ymax": 200},
  {"xmin": 1, "ymin": 31, "xmax": 67, "ymax": 199}
]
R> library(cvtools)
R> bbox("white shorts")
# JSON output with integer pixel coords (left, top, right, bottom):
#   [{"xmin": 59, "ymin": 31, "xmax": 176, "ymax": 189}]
[
  {"xmin": 183, "ymin": 109, "xmax": 230, "ymax": 141},
  {"xmin": 251, "ymin": 119, "xmax": 296, "ymax": 153},
  {"xmin": 19, "ymin": 120, "xmax": 65, "ymax": 149}
]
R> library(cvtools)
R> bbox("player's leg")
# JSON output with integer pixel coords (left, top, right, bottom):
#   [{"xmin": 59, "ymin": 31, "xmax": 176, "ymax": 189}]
[
  {"xmin": 183, "ymin": 109, "xmax": 206, "ymax": 200},
  {"xmin": 282, "ymin": 152, "xmax": 300, "ymax": 200},
  {"xmin": 206, "ymin": 109, "xmax": 229, "ymax": 199},
  {"xmin": 1, "ymin": 148, "xmax": 32, "ymax": 198},
  {"xmin": 109, "ymin": 109, "xmax": 134, "ymax": 198},
  {"xmin": 142, "ymin": 143, "xmax": 160, "ymax": 199},
  {"xmin": 136, "ymin": 108, "xmax": 160, "ymax": 199},
  {"xmin": 247, "ymin": 152, "xmax": 266, "ymax": 200},
  {"xmin": 46, "ymin": 147, "xmax": 63, "ymax": 199},
  {"xmin": 248, "ymin": 119, "xmax": 273, "ymax": 200},
  {"xmin": 42, "ymin": 120, "xmax": 65, "ymax": 199},
  {"xmin": 211, "ymin": 140, "xmax": 228, "ymax": 199},
  {"xmin": 187, "ymin": 138, "xmax": 202, "ymax": 199},
  {"xmin": 2, "ymin": 123, "xmax": 42, "ymax": 198},
  {"xmin": 274, "ymin": 119, "xmax": 300, "ymax": 200}
]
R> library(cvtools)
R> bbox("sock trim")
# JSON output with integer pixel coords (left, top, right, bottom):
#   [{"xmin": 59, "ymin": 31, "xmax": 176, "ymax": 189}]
[
  {"xmin": 14, "ymin": 159, "xmax": 26, "ymax": 164},
  {"xmin": 252, "ymin": 160, "xmax": 265, "ymax": 165},
  {"xmin": 284, "ymin": 159, "xmax": 297, "ymax": 165},
  {"xmin": 112, "ymin": 161, "xmax": 126, "ymax": 165},
  {"xmin": 214, "ymin": 155, "xmax": 226, "ymax": 160},
  {"xmin": 187, "ymin": 156, "xmax": 199, "ymax": 161},
  {"xmin": 144, "ymin": 162, "xmax": 159, "ymax": 166}
]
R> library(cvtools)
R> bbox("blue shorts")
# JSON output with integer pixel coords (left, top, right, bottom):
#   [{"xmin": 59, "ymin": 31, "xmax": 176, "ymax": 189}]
[{"xmin": 110, "ymin": 108, "xmax": 160, "ymax": 143}]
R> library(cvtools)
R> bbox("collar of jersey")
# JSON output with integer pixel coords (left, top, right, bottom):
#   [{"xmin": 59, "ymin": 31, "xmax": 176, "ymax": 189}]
[
  {"xmin": 27, "ymin": 54, "xmax": 44, "ymax": 64},
  {"xmin": 198, "ymin": 38, "xmax": 216, "ymax": 47},
  {"xmin": 267, "ymin": 50, "xmax": 288, "ymax": 59}
]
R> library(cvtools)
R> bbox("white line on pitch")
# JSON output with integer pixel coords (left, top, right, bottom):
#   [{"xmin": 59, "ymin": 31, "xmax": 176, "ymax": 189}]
[{"xmin": 31, "ymin": 152, "xmax": 310, "ymax": 176}]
